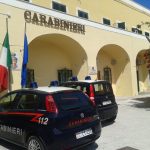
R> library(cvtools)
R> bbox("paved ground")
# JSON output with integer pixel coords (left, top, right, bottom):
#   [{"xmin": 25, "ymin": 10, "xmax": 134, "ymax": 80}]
[
  {"xmin": 0, "ymin": 95, "xmax": 150, "ymax": 150},
  {"xmin": 82, "ymin": 95, "xmax": 150, "ymax": 150}
]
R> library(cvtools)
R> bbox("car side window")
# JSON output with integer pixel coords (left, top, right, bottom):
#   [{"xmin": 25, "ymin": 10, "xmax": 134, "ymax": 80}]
[
  {"xmin": 0, "ymin": 93, "xmax": 17, "ymax": 111},
  {"xmin": 80, "ymin": 85, "xmax": 88, "ymax": 94},
  {"xmin": 67, "ymin": 84, "xmax": 81, "ymax": 90},
  {"xmin": 74, "ymin": 85, "xmax": 82, "ymax": 90},
  {"xmin": 17, "ymin": 93, "xmax": 38, "ymax": 110},
  {"xmin": 82, "ymin": 86, "xmax": 87, "ymax": 93}
]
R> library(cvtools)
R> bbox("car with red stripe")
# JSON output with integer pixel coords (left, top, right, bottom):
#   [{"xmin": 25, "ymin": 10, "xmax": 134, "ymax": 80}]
[{"xmin": 0, "ymin": 86, "xmax": 101, "ymax": 150}]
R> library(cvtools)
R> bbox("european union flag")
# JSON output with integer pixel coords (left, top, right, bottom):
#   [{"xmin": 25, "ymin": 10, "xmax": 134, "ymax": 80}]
[{"xmin": 21, "ymin": 34, "xmax": 28, "ymax": 88}]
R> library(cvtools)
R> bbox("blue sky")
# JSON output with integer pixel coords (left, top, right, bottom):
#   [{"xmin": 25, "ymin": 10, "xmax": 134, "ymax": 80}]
[{"xmin": 133, "ymin": 0, "xmax": 150, "ymax": 10}]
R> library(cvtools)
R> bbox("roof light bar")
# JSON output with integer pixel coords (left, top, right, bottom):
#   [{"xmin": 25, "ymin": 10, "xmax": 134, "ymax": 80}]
[
  {"xmin": 70, "ymin": 76, "xmax": 78, "ymax": 81},
  {"xmin": 30, "ymin": 82, "xmax": 38, "ymax": 88},
  {"xmin": 85, "ymin": 76, "xmax": 91, "ymax": 80},
  {"xmin": 50, "ymin": 80, "xmax": 59, "ymax": 86}
]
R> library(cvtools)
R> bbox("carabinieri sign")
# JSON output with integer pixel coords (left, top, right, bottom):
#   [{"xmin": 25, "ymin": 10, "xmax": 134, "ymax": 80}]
[{"xmin": 24, "ymin": 10, "xmax": 85, "ymax": 34}]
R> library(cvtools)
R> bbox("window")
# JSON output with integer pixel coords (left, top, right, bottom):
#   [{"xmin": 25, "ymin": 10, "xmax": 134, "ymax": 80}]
[
  {"xmin": 58, "ymin": 68, "xmax": 72, "ymax": 84},
  {"xmin": 53, "ymin": 91, "xmax": 91, "ymax": 111},
  {"xmin": 104, "ymin": 67, "xmax": 112, "ymax": 83},
  {"xmin": 132, "ymin": 27, "xmax": 138, "ymax": 33},
  {"xmin": 78, "ymin": 10, "xmax": 88, "ymax": 19},
  {"xmin": 52, "ymin": 1, "xmax": 66, "ymax": 13},
  {"xmin": 17, "ymin": 93, "xmax": 38, "ymax": 110},
  {"xmin": 103, "ymin": 18, "xmax": 111, "ymax": 26},
  {"xmin": 139, "ymin": 30, "xmax": 142, "ymax": 34},
  {"xmin": 117, "ymin": 22, "xmax": 125, "ymax": 30},
  {"xmin": 132, "ymin": 27, "xmax": 143, "ymax": 34},
  {"xmin": 94, "ymin": 83, "xmax": 105, "ymax": 94},
  {"xmin": 82, "ymin": 86, "xmax": 88, "ymax": 94},
  {"xmin": 24, "ymin": 0, "xmax": 29, "ymax": 1},
  {"xmin": 68, "ymin": 84, "xmax": 82, "ymax": 90},
  {"xmin": 0, "ymin": 93, "xmax": 17, "ymax": 111},
  {"xmin": 134, "ymin": 28, "xmax": 142, "ymax": 34},
  {"xmin": 145, "ymin": 32, "xmax": 150, "ymax": 37}
]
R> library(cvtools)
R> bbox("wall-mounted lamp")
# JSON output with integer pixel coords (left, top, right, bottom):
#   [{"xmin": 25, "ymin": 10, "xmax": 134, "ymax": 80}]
[{"xmin": 111, "ymin": 59, "xmax": 117, "ymax": 65}]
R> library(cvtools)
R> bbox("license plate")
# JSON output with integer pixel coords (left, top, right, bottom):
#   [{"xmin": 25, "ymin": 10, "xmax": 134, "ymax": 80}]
[
  {"xmin": 103, "ymin": 100, "xmax": 111, "ymax": 105},
  {"xmin": 76, "ymin": 128, "xmax": 93, "ymax": 139}
]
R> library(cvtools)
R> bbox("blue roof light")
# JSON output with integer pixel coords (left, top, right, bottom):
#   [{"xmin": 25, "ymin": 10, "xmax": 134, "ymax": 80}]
[
  {"xmin": 30, "ymin": 82, "xmax": 38, "ymax": 88},
  {"xmin": 70, "ymin": 76, "xmax": 78, "ymax": 81},
  {"xmin": 85, "ymin": 76, "xmax": 91, "ymax": 80},
  {"xmin": 50, "ymin": 80, "xmax": 59, "ymax": 86}
]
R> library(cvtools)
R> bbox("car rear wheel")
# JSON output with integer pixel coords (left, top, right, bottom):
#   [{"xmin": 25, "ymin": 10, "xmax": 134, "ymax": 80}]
[{"xmin": 27, "ymin": 136, "xmax": 46, "ymax": 150}]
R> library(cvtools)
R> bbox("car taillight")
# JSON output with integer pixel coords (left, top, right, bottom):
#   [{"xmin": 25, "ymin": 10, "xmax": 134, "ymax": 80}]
[
  {"xmin": 89, "ymin": 84, "xmax": 96, "ymax": 106},
  {"xmin": 45, "ymin": 95, "xmax": 58, "ymax": 113}
]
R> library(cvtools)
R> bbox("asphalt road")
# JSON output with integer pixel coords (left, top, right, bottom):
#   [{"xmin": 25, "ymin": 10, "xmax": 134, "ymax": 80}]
[{"xmin": 0, "ymin": 95, "xmax": 150, "ymax": 150}]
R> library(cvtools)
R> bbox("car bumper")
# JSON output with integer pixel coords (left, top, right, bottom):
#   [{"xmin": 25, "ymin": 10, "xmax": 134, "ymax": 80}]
[
  {"xmin": 45, "ymin": 120, "xmax": 101, "ymax": 150},
  {"xmin": 98, "ymin": 103, "xmax": 118, "ymax": 121}
]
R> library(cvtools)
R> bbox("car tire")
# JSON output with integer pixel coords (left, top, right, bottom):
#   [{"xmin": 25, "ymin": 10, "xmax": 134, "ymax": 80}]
[{"xmin": 27, "ymin": 136, "xmax": 46, "ymax": 150}]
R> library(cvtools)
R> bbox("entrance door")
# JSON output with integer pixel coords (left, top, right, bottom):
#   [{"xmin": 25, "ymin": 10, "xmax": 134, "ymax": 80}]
[
  {"xmin": 58, "ymin": 68, "xmax": 72, "ymax": 84},
  {"xmin": 104, "ymin": 67, "xmax": 112, "ymax": 83}
]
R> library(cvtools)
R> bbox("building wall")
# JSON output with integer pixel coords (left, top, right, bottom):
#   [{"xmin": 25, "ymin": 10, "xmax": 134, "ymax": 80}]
[
  {"xmin": 28, "ymin": 33, "xmax": 88, "ymax": 85},
  {"xmin": 0, "ymin": 0, "xmax": 150, "ymax": 97},
  {"xmin": 31, "ymin": 0, "xmax": 150, "ymax": 32}
]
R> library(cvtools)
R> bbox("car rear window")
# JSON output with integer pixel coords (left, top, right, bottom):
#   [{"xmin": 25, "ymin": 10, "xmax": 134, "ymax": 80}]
[
  {"xmin": 52, "ymin": 90, "xmax": 91, "ymax": 111},
  {"xmin": 93, "ymin": 82, "xmax": 113, "ymax": 95}
]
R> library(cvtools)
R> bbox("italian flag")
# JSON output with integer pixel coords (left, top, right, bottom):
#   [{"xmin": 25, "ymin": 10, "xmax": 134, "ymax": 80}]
[{"xmin": 0, "ymin": 32, "xmax": 12, "ymax": 92}]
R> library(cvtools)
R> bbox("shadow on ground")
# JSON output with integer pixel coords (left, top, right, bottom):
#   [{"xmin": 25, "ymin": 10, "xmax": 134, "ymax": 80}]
[
  {"xmin": 129, "ymin": 97, "xmax": 150, "ymax": 110},
  {"xmin": 101, "ymin": 120, "xmax": 115, "ymax": 128},
  {"xmin": 117, "ymin": 146, "xmax": 139, "ymax": 150},
  {"xmin": 0, "ymin": 139, "xmax": 25, "ymax": 150},
  {"xmin": 0, "ymin": 139, "xmax": 99, "ymax": 150},
  {"xmin": 0, "ymin": 138, "xmax": 99, "ymax": 150},
  {"xmin": 79, "ymin": 142, "xmax": 98, "ymax": 150}
]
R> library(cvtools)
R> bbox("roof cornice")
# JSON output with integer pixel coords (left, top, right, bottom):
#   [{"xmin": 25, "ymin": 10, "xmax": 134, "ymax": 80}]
[{"xmin": 115, "ymin": 0, "xmax": 150, "ymax": 16}]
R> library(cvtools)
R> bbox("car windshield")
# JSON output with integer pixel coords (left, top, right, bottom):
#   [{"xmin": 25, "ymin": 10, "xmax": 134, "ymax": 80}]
[{"xmin": 53, "ymin": 91, "xmax": 91, "ymax": 111}]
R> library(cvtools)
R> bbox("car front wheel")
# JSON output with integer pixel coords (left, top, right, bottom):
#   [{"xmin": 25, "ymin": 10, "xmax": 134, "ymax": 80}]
[{"xmin": 27, "ymin": 136, "xmax": 46, "ymax": 150}]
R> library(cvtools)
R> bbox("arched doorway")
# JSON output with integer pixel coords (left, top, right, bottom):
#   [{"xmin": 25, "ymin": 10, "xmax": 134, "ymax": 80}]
[
  {"xmin": 136, "ymin": 50, "xmax": 150, "ymax": 93},
  {"xmin": 96, "ymin": 44, "xmax": 131, "ymax": 96},
  {"xmin": 27, "ymin": 34, "xmax": 88, "ymax": 86}
]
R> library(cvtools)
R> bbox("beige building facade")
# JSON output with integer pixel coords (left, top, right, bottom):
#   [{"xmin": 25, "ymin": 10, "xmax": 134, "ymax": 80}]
[{"xmin": 0, "ymin": 0, "xmax": 150, "ymax": 97}]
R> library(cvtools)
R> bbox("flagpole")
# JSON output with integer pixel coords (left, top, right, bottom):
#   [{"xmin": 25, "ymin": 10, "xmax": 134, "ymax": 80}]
[
  {"xmin": 24, "ymin": 22, "xmax": 26, "ymax": 34},
  {"xmin": 6, "ymin": 17, "xmax": 11, "ymax": 92}
]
